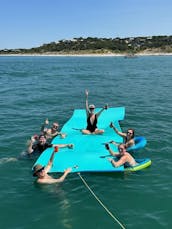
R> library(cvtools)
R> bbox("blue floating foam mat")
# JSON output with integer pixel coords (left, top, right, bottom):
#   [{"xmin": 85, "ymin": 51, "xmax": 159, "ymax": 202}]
[{"xmin": 33, "ymin": 107, "xmax": 126, "ymax": 173}]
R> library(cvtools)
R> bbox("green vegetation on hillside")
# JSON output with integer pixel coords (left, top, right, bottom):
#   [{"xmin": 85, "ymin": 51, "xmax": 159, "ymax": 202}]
[{"xmin": 1, "ymin": 35, "xmax": 172, "ymax": 54}]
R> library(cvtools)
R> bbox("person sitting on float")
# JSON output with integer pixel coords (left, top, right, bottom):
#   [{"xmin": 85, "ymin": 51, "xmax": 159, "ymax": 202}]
[{"xmin": 82, "ymin": 89, "xmax": 108, "ymax": 135}]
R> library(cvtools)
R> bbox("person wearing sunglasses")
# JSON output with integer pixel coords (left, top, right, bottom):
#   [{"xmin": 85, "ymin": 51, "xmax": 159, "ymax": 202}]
[
  {"xmin": 105, "ymin": 143, "xmax": 137, "ymax": 168},
  {"xmin": 81, "ymin": 89, "xmax": 108, "ymax": 135},
  {"xmin": 33, "ymin": 147, "xmax": 71, "ymax": 184},
  {"xmin": 109, "ymin": 122, "xmax": 135, "ymax": 148},
  {"xmin": 41, "ymin": 118, "xmax": 66, "ymax": 140}
]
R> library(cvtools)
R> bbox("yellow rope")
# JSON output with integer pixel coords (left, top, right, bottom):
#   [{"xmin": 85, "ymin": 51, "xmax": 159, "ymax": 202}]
[{"xmin": 78, "ymin": 173, "xmax": 126, "ymax": 229}]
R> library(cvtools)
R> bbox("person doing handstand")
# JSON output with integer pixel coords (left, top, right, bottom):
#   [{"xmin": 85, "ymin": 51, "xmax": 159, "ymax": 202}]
[
  {"xmin": 33, "ymin": 146, "xmax": 71, "ymax": 184},
  {"xmin": 110, "ymin": 122, "xmax": 135, "ymax": 148},
  {"xmin": 105, "ymin": 143, "xmax": 137, "ymax": 168},
  {"xmin": 82, "ymin": 89, "xmax": 108, "ymax": 135}
]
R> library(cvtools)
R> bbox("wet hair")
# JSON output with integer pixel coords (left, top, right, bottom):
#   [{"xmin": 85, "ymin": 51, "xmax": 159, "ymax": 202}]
[{"xmin": 39, "ymin": 134, "xmax": 46, "ymax": 139}]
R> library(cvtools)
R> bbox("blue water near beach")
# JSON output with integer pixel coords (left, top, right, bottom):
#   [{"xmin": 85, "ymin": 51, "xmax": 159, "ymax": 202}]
[{"xmin": 0, "ymin": 55, "xmax": 172, "ymax": 229}]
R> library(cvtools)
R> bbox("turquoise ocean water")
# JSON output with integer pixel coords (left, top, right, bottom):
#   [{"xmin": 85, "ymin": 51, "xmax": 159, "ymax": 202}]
[{"xmin": 0, "ymin": 55, "xmax": 172, "ymax": 229}]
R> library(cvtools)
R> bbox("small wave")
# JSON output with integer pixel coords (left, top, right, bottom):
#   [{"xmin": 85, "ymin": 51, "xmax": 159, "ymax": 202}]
[{"xmin": 0, "ymin": 157, "xmax": 18, "ymax": 164}]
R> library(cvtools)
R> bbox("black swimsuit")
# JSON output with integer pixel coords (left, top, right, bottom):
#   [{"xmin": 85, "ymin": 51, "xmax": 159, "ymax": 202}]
[
  {"xmin": 32, "ymin": 143, "xmax": 52, "ymax": 155},
  {"xmin": 86, "ymin": 114, "xmax": 97, "ymax": 132}
]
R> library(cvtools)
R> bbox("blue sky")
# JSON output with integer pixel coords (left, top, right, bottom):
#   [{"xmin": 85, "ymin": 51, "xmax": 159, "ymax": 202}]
[{"xmin": 0, "ymin": 0, "xmax": 172, "ymax": 49}]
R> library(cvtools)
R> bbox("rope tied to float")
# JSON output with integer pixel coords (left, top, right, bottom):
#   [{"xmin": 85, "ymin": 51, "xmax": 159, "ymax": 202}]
[{"xmin": 77, "ymin": 172, "xmax": 126, "ymax": 229}]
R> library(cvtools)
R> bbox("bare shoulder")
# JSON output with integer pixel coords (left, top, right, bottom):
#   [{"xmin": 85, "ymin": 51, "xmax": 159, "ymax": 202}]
[
  {"xmin": 37, "ymin": 178, "xmax": 46, "ymax": 184},
  {"xmin": 46, "ymin": 128, "xmax": 52, "ymax": 134},
  {"xmin": 37, "ymin": 177, "xmax": 58, "ymax": 184},
  {"xmin": 128, "ymin": 139, "xmax": 135, "ymax": 145}
]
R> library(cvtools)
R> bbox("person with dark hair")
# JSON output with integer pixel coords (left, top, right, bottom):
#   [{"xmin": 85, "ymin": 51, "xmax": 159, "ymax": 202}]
[
  {"xmin": 33, "ymin": 147, "xmax": 71, "ymax": 184},
  {"xmin": 27, "ymin": 134, "xmax": 73, "ymax": 156},
  {"xmin": 109, "ymin": 122, "xmax": 135, "ymax": 148},
  {"xmin": 105, "ymin": 143, "xmax": 137, "ymax": 168},
  {"xmin": 82, "ymin": 89, "xmax": 108, "ymax": 135}
]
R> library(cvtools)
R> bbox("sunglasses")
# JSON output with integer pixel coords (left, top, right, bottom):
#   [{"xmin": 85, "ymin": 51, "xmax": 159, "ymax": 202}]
[
  {"xmin": 53, "ymin": 125, "xmax": 58, "ymax": 129},
  {"xmin": 127, "ymin": 131, "xmax": 133, "ymax": 135},
  {"xmin": 37, "ymin": 167, "xmax": 45, "ymax": 173}
]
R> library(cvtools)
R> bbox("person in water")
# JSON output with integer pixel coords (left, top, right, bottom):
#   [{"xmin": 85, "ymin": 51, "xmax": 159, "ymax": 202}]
[
  {"xmin": 109, "ymin": 122, "xmax": 135, "ymax": 148},
  {"xmin": 33, "ymin": 146, "xmax": 71, "ymax": 184},
  {"xmin": 27, "ymin": 134, "xmax": 74, "ymax": 156},
  {"xmin": 105, "ymin": 143, "xmax": 137, "ymax": 167},
  {"xmin": 82, "ymin": 89, "xmax": 108, "ymax": 135},
  {"xmin": 41, "ymin": 118, "xmax": 66, "ymax": 140}
]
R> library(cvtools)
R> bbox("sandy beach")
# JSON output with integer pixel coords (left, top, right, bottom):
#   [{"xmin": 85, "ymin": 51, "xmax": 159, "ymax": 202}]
[{"xmin": 1, "ymin": 52, "xmax": 172, "ymax": 57}]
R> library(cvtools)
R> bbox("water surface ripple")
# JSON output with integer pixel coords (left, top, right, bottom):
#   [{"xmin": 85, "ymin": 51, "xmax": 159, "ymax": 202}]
[{"xmin": 0, "ymin": 56, "xmax": 172, "ymax": 229}]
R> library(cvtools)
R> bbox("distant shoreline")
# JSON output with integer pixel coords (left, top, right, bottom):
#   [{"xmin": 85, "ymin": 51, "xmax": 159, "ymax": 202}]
[{"xmin": 0, "ymin": 52, "xmax": 172, "ymax": 57}]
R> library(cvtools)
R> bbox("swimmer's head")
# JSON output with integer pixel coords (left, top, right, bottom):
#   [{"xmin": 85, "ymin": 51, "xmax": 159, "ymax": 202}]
[
  {"xmin": 89, "ymin": 104, "xmax": 95, "ymax": 111},
  {"xmin": 33, "ymin": 164, "xmax": 45, "ymax": 177}
]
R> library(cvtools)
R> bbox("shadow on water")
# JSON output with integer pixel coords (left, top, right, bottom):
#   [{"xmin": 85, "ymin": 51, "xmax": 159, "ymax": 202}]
[{"xmin": 69, "ymin": 170, "xmax": 147, "ymax": 181}]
